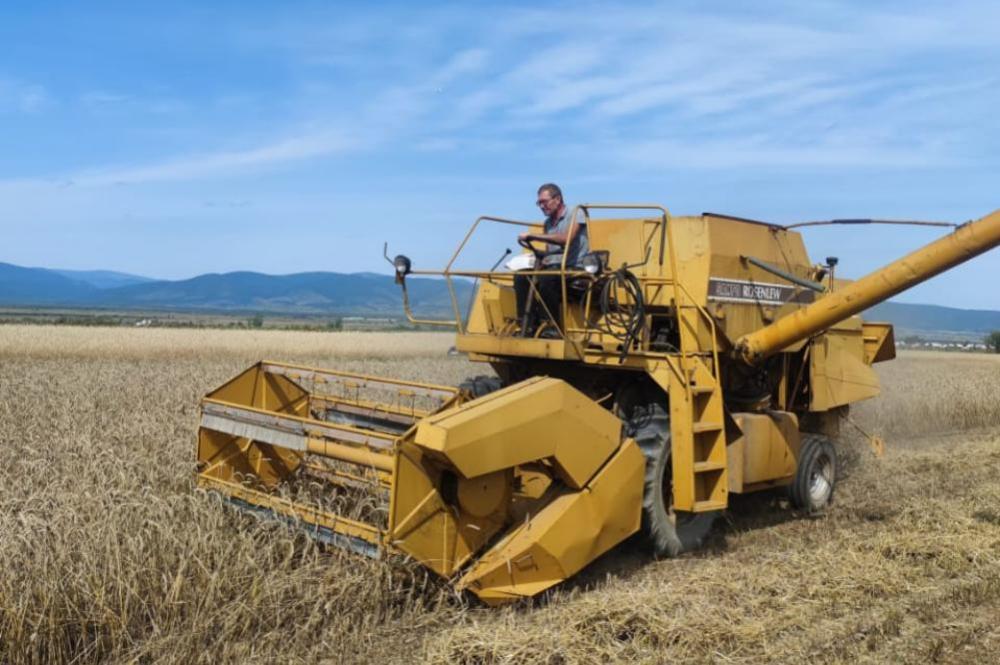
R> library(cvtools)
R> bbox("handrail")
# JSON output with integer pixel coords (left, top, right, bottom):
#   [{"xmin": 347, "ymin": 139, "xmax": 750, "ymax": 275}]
[
  {"xmin": 416, "ymin": 204, "xmax": 721, "ymax": 389},
  {"xmin": 396, "ymin": 205, "xmax": 675, "ymax": 346},
  {"xmin": 260, "ymin": 360, "xmax": 459, "ymax": 400},
  {"xmin": 672, "ymin": 280, "xmax": 722, "ymax": 386},
  {"xmin": 571, "ymin": 203, "xmax": 670, "ymax": 264},
  {"xmin": 444, "ymin": 215, "xmax": 535, "ymax": 274},
  {"xmin": 396, "ymin": 278, "xmax": 460, "ymax": 328},
  {"xmin": 398, "ymin": 215, "xmax": 536, "ymax": 331},
  {"xmin": 559, "ymin": 204, "xmax": 671, "ymax": 355}
]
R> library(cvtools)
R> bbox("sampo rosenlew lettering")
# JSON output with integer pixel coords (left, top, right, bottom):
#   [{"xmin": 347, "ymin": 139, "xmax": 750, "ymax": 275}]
[
  {"xmin": 745, "ymin": 284, "xmax": 783, "ymax": 301},
  {"xmin": 714, "ymin": 281, "xmax": 744, "ymax": 298},
  {"xmin": 709, "ymin": 278, "xmax": 791, "ymax": 304}
]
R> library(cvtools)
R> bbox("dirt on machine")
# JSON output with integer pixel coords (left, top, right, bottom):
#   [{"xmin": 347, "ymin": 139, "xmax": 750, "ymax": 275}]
[{"xmin": 196, "ymin": 204, "xmax": 1000, "ymax": 605}]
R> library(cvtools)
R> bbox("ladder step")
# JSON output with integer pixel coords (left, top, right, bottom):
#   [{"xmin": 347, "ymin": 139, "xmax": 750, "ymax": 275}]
[
  {"xmin": 691, "ymin": 385, "xmax": 715, "ymax": 396},
  {"xmin": 693, "ymin": 460, "xmax": 726, "ymax": 473},
  {"xmin": 692, "ymin": 421, "xmax": 723, "ymax": 434},
  {"xmin": 691, "ymin": 499, "xmax": 727, "ymax": 512}
]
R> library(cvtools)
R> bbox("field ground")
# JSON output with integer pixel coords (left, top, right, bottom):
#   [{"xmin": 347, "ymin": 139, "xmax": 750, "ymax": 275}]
[
  {"xmin": 2, "ymin": 326, "xmax": 1000, "ymax": 664},
  {"xmin": 0, "ymin": 307, "xmax": 410, "ymax": 331}
]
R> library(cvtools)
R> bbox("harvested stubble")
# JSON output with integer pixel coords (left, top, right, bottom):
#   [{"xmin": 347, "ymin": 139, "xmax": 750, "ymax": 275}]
[{"xmin": 2, "ymin": 325, "xmax": 1000, "ymax": 664}]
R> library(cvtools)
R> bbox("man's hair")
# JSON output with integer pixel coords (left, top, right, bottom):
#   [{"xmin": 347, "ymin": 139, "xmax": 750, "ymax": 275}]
[{"xmin": 537, "ymin": 183, "xmax": 562, "ymax": 201}]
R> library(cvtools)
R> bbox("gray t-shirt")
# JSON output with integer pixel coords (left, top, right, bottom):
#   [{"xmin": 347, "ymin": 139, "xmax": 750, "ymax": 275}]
[{"xmin": 541, "ymin": 205, "xmax": 589, "ymax": 267}]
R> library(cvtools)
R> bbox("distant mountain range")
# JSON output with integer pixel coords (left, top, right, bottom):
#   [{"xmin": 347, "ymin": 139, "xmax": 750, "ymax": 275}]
[
  {"xmin": 0, "ymin": 262, "xmax": 472, "ymax": 316},
  {"xmin": 50, "ymin": 269, "xmax": 155, "ymax": 289},
  {"xmin": 1, "ymin": 261, "xmax": 999, "ymax": 336},
  {"xmin": 864, "ymin": 301, "xmax": 1000, "ymax": 337}
]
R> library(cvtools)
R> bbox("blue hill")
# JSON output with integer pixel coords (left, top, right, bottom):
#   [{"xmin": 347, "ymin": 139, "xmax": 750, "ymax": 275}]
[
  {"xmin": 1, "ymin": 260, "xmax": 999, "ymax": 334},
  {"xmin": 0, "ymin": 262, "xmax": 470, "ymax": 316},
  {"xmin": 0, "ymin": 262, "xmax": 99, "ymax": 305},
  {"xmin": 51, "ymin": 269, "xmax": 155, "ymax": 289},
  {"xmin": 866, "ymin": 301, "xmax": 1000, "ymax": 334},
  {"xmin": 99, "ymin": 270, "xmax": 473, "ymax": 314}
]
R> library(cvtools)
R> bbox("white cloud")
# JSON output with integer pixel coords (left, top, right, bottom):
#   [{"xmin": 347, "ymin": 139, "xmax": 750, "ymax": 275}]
[
  {"xmin": 80, "ymin": 90, "xmax": 189, "ymax": 116},
  {"xmin": 0, "ymin": 131, "xmax": 359, "ymax": 190},
  {"xmin": 613, "ymin": 134, "xmax": 946, "ymax": 170},
  {"xmin": 0, "ymin": 80, "xmax": 51, "ymax": 113},
  {"xmin": 81, "ymin": 131, "xmax": 358, "ymax": 185},
  {"xmin": 431, "ymin": 48, "xmax": 490, "ymax": 87},
  {"xmin": 7, "ymin": 1, "xmax": 1000, "ymax": 189},
  {"xmin": 80, "ymin": 91, "xmax": 131, "ymax": 107},
  {"xmin": 17, "ymin": 85, "xmax": 50, "ymax": 112}
]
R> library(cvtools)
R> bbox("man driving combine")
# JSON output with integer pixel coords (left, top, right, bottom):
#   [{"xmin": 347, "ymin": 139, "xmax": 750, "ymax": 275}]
[{"xmin": 514, "ymin": 183, "xmax": 588, "ymax": 336}]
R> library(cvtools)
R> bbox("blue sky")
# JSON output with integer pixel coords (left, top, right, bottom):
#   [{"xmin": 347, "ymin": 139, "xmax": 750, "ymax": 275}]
[{"xmin": 1, "ymin": 1, "xmax": 999, "ymax": 307}]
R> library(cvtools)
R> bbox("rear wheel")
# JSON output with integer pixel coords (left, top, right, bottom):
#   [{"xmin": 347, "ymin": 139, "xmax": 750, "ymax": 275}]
[
  {"xmin": 789, "ymin": 433, "xmax": 837, "ymax": 512},
  {"xmin": 630, "ymin": 402, "xmax": 717, "ymax": 557}
]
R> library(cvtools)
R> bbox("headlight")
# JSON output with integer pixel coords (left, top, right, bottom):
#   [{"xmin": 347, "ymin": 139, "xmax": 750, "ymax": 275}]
[
  {"xmin": 581, "ymin": 253, "xmax": 603, "ymax": 276},
  {"xmin": 393, "ymin": 254, "xmax": 412, "ymax": 277}
]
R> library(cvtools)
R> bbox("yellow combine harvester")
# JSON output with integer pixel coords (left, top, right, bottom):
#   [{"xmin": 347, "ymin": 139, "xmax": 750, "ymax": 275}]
[{"xmin": 197, "ymin": 205, "xmax": 1000, "ymax": 604}]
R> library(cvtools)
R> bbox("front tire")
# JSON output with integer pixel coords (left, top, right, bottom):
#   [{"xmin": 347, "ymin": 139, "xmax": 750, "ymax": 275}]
[
  {"xmin": 631, "ymin": 402, "xmax": 717, "ymax": 557},
  {"xmin": 457, "ymin": 375, "xmax": 503, "ymax": 400},
  {"xmin": 789, "ymin": 433, "xmax": 837, "ymax": 512}
]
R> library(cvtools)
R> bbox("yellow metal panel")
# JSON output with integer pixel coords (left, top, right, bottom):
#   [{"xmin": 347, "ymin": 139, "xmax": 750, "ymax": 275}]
[
  {"xmin": 198, "ymin": 364, "xmax": 308, "ymax": 486},
  {"xmin": 197, "ymin": 429, "xmax": 255, "ymax": 483},
  {"xmin": 414, "ymin": 377, "xmax": 620, "ymax": 489},
  {"xmin": 204, "ymin": 362, "xmax": 264, "ymax": 406},
  {"xmin": 681, "ymin": 214, "xmax": 815, "ymax": 347},
  {"xmin": 465, "ymin": 279, "xmax": 517, "ymax": 335},
  {"xmin": 862, "ymin": 322, "xmax": 896, "ymax": 364},
  {"xmin": 585, "ymin": 217, "xmax": 659, "ymax": 278},
  {"xmin": 456, "ymin": 439, "xmax": 645, "ymax": 605},
  {"xmin": 670, "ymin": 216, "xmax": 711, "ymax": 308},
  {"xmin": 664, "ymin": 365, "xmax": 695, "ymax": 510},
  {"xmin": 388, "ymin": 441, "xmax": 508, "ymax": 577},
  {"xmin": 810, "ymin": 325, "xmax": 881, "ymax": 411},
  {"xmin": 454, "ymin": 333, "xmax": 581, "ymax": 360},
  {"xmin": 204, "ymin": 362, "xmax": 309, "ymax": 417},
  {"xmin": 457, "ymin": 470, "xmax": 511, "ymax": 517},
  {"xmin": 727, "ymin": 412, "xmax": 800, "ymax": 492}
]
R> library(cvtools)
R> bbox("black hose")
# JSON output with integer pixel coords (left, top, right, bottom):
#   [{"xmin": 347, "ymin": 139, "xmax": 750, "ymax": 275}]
[{"xmin": 593, "ymin": 267, "xmax": 646, "ymax": 362}]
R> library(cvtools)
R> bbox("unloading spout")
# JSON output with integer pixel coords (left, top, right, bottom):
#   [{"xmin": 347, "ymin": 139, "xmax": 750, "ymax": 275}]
[{"xmin": 735, "ymin": 209, "xmax": 1000, "ymax": 365}]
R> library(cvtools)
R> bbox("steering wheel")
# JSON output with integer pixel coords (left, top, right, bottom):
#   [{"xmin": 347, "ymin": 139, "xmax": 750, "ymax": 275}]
[{"xmin": 518, "ymin": 235, "xmax": 546, "ymax": 261}]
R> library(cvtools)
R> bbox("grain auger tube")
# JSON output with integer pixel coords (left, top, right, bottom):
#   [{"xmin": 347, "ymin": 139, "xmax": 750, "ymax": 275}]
[
  {"xmin": 197, "ymin": 205, "xmax": 1000, "ymax": 605},
  {"xmin": 736, "ymin": 209, "xmax": 1000, "ymax": 365}
]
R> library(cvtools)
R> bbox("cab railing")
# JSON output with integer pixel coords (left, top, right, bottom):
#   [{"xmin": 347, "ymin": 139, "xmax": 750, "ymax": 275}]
[{"xmin": 392, "ymin": 204, "xmax": 719, "ymax": 360}]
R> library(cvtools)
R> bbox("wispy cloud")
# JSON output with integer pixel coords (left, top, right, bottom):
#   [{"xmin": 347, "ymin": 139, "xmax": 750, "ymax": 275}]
[
  {"xmin": 0, "ymin": 79, "xmax": 51, "ymax": 113},
  {"xmin": 611, "ymin": 134, "xmax": 947, "ymax": 170},
  {"xmin": 80, "ymin": 90, "xmax": 189, "ymax": 116},
  {"xmin": 5, "ymin": 1, "xmax": 1000, "ymax": 188},
  {"xmin": 82, "ymin": 131, "xmax": 360, "ymax": 185},
  {"xmin": 0, "ymin": 130, "xmax": 359, "ymax": 190},
  {"xmin": 80, "ymin": 91, "xmax": 131, "ymax": 107}
]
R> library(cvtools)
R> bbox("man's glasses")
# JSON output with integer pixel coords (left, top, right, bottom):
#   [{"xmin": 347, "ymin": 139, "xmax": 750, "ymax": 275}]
[{"xmin": 536, "ymin": 197, "xmax": 558, "ymax": 208}]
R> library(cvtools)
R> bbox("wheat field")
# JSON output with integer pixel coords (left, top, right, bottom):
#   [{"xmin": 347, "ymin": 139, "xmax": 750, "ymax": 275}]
[{"xmin": 2, "ymin": 325, "xmax": 999, "ymax": 664}]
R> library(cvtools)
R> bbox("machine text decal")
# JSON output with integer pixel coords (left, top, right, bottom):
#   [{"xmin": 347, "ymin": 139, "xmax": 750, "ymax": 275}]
[{"xmin": 707, "ymin": 278, "xmax": 815, "ymax": 306}]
